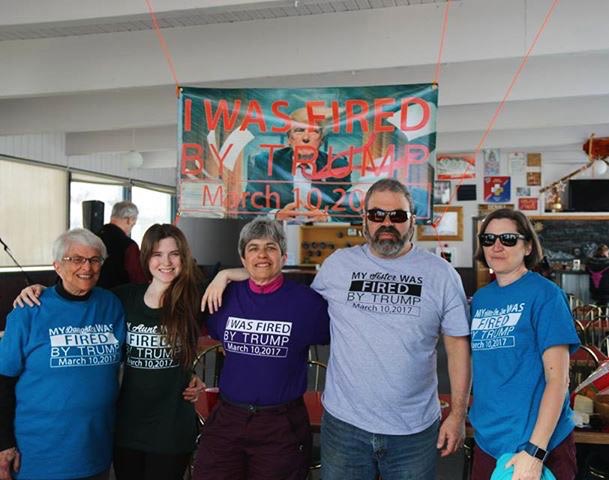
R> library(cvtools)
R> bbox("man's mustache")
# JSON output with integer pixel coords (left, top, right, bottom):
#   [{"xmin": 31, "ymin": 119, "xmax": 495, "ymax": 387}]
[{"xmin": 374, "ymin": 226, "xmax": 400, "ymax": 240}]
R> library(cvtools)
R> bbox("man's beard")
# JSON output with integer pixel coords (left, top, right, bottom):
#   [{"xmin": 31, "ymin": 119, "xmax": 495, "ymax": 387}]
[{"xmin": 365, "ymin": 223, "xmax": 412, "ymax": 258}]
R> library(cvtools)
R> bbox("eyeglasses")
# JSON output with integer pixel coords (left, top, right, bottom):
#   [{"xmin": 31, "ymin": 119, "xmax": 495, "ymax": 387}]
[
  {"xmin": 366, "ymin": 208, "xmax": 411, "ymax": 224},
  {"xmin": 62, "ymin": 256, "xmax": 104, "ymax": 267},
  {"xmin": 478, "ymin": 233, "xmax": 526, "ymax": 247}
]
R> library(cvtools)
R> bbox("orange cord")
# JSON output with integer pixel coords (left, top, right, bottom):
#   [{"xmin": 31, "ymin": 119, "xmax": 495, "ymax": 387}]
[
  {"xmin": 432, "ymin": 0, "xmax": 561, "ymax": 253},
  {"xmin": 144, "ymin": 0, "xmax": 180, "ymax": 92},
  {"xmin": 433, "ymin": 0, "xmax": 452, "ymax": 87}
]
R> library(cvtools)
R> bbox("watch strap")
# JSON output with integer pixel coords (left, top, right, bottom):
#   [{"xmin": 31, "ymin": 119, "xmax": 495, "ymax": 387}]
[{"xmin": 522, "ymin": 441, "xmax": 548, "ymax": 462}]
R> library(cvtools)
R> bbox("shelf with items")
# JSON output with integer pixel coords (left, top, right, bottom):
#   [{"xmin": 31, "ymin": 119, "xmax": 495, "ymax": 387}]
[{"xmin": 298, "ymin": 224, "xmax": 366, "ymax": 266}]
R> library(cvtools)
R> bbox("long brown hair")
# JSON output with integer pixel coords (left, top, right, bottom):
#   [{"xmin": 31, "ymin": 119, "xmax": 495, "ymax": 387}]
[{"xmin": 140, "ymin": 224, "xmax": 201, "ymax": 368}]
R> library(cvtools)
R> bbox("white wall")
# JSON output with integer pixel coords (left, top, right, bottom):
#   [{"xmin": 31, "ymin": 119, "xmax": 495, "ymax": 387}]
[
  {"xmin": 416, "ymin": 146, "xmax": 594, "ymax": 268},
  {"xmin": 0, "ymin": 133, "xmax": 176, "ymax": 186}
]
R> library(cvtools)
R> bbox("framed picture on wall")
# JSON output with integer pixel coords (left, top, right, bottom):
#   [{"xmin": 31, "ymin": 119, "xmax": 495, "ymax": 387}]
[
  {"xmin": 433, "ymin": 181, "xmax": 451, "ymax": 205},
  {"xmin": 527, "ymin": 171, "xmax": 542, "ymax": 186},
  {"xmin": 518, "ymin": 197, "xmax": 539, "ymax": 211},
  {"xmin": 417, "ymin": 206, "xmax": 463, "ymax": 241},
  {"xmin": 436, "ymin": 153, "xmax": 476, "ymax": 180}
]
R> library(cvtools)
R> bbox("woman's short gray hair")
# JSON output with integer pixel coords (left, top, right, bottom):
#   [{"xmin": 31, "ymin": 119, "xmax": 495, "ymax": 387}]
[
  {"xmin": 238, "ymin": 218, "xmax": 287, "ymax": 258},
  {"xmin": 52, "ymin": 228, "xmax": 107, "ymax": 263}
]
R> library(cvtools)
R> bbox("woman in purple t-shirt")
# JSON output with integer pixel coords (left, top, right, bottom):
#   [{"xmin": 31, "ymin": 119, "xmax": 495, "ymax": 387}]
[{"xmin": 192, "ymin": 217, "xmax": 330, "ymax": 480}]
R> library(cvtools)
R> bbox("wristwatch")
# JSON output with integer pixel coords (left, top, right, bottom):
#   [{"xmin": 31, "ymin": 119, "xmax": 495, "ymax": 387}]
[{"xmin": 522, "ymin": 441, "xmax": 548, "ymax": 462}]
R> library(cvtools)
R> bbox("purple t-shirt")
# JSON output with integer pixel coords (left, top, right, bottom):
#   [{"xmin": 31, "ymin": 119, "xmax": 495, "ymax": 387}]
[{"xmin": 208, "ymin": 279, "xmax": 330, "ymax": 405}]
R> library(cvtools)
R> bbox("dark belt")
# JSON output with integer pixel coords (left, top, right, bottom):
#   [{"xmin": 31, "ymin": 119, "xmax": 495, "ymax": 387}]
[{"xmin": 220, "ymin": 394, "xmax": 304, "ymax": 413}]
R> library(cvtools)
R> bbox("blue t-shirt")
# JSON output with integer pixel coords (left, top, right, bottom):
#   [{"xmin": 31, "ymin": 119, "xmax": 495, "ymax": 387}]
[
  {"xmin": 208, "ymin": 279, "xmax": 330, "ymax": 405},
  {"xmin": 469, "ymin": 271, "xmax": 580, "ymax": 458},
  {"xmin": 0, "ymin": 286, "xmax": 125, "ymax": 480}
]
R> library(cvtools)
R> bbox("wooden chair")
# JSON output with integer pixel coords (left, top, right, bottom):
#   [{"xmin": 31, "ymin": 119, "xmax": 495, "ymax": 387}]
[{"xmin": 570, "ymin": 345, "xmax": 601, "ymax": 392}]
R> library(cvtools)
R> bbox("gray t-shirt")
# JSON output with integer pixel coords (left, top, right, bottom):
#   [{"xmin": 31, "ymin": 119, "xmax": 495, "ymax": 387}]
[{"xmin": 312, "ymin": 244, "xmax": 469, "ymax": 435}]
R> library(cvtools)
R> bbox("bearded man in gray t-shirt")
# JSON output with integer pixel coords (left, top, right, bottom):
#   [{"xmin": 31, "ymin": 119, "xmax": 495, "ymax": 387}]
[{"xmin": 312, "ymin": 178, "xmax": 471, "ymax": 480}]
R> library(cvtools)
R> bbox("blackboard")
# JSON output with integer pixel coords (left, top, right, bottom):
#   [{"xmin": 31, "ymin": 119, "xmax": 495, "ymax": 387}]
[{"xmin": 529, "ymin": 216, "xmax": 609, "ymax": 261}]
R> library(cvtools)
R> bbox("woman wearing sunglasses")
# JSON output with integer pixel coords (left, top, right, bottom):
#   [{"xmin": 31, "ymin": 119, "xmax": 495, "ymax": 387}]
[{"xmin": 470, "ymin": 208, "xmax": 579, "ymax": 480}]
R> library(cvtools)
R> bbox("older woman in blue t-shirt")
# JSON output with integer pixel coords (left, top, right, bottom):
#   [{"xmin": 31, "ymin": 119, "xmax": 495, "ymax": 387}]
[
  {"xmin": 0, "ymin": 229, "xmax": 125, "ymax": 480},
  {"xmin": 470, "ymin": 209, "xmax": 579, "ymax": 480}
]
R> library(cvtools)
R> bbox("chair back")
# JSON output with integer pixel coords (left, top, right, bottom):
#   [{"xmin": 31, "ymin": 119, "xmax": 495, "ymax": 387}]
[
  {"xmin": 570, "ymin": 345, "xmax": 600, "ymax": 392},
  {"xmin": 192, "ymin": 342, "xmax": 224, "ymax": 388},
  {"xmin": 584, "ymin": 318, "xmax": 609, "ymax": 351},
  {"xmin": 305, "ymin": 360, "xmax": 326, "ymax": 474},
  {"xmin": 569, "ymin": 295, "xmax": 584, "ymax": 311},
  {"xmin": 307, "ymin": 360, "xmax": 327, "ymax": 392},
  {"xmin": 573, "ymin": 304, "xmax": 601, "ymax": 324},
  {"xmin": 574, "ymin": 319, "xmax": 586, "ymax": 344},
  {"xmin": 192, "ymin": 342, "xmax": 224, "ymax": 426}
]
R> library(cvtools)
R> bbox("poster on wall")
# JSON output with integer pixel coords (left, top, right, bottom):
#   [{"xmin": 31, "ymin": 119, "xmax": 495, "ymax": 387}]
[
  {"xmin": 526, "ymin": 171, "xmax": 542, "ymax": 186},
  {"xmin": 518, "ymin": 197, "xmax": 539, "ymax": 211},
  {"xmin": 508, "ymin": 152, "xmax": 526, "ymax": 176},
  {"xmin": 433, "ymin": 180, "xmax": 451, "ymax": 205},
  {"xmin": 177, "ymin": 84, "xmax": 438, "ymax": 223},
  {"xmin": 417, "ymin": 206, "xmax": 463, "ymax": 241},
  {"xmin": 527, "ymin": 153, "xmax": 542, "ymax": 167},
  {"xmin": 484, "ymin": 176, "xmax": 511, "ymax": 203},
  {"xmin": 436, "ymin": 152, "xmax": 476, "ymax": 180},
  {"xmin": 456, "ymin": 184, "xmax": 477, "ymax": 201},
  {"xmin": 478, "ymin": 203, "xmax": 514, "ymax": 216},
  {"xmin": 483, "ymin": 149, "xmax": 500, "ymax": 176}
]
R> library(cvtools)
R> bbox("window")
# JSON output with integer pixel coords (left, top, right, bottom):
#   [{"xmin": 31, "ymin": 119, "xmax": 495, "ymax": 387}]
[
  {"xmin": 69, "ymin": 181, "xmax": 124, "ymax": 229},
  {"xmin": 69, "ymin": 175, "xmax": 174, "ymax": 245},
  {"xmin": 131, "ymin": 186, "xmax": 173, "ymax": 245},
  {"xmin": 0, "ymin": 157, "xmax": 68, "ymax": 267},
  {"xmin": 0, "ymin": 159, "xmax": 175, "ymax": 269}
]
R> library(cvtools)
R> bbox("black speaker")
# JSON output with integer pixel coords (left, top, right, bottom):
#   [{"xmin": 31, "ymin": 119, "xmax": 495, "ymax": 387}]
[{"xmin": 82, "ymin": 200, "xmax": 105, "ymax": 234}]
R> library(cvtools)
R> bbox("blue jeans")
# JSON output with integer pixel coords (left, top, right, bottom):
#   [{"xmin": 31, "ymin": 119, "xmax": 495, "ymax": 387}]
[{"xmin": 321, "ymin": 411, "xmax": 439, "ymax": 480}]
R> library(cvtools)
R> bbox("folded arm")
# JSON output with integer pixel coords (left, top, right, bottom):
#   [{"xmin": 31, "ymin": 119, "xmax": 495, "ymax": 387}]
[{"xmin": 201, "ymin": 268, "xmax": 249, "ymax": 313}]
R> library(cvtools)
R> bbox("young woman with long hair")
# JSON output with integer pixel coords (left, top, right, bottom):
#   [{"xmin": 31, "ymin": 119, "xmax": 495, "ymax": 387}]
[{"xmin": 112, "ymin": 223, "xmax": 204, "ymax": 480}]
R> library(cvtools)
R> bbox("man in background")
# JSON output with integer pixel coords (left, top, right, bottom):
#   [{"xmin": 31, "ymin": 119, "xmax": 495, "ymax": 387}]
[{"xmin": 97, "ymin": 201, "xmax": 146, "ymax": 288}]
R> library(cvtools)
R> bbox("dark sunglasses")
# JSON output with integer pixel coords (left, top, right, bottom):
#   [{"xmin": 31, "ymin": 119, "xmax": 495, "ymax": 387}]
[
  {"xmin": 478, "ymin": 232, "xmax": 526, "ymax": 247},
  {"xmin": 366, "ymin": 208, "xmax": 411, "ymax": 224}
]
